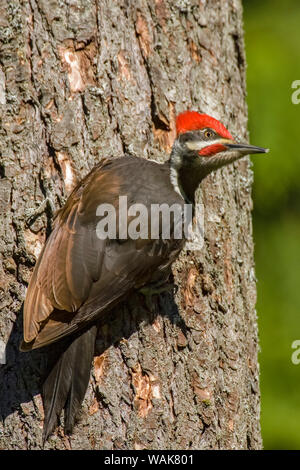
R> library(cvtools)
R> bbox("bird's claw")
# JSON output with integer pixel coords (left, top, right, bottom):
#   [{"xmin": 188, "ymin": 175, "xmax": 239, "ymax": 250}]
[{"xmin": 139, "ymin": 283, "xmax": 174, "ymax": 311}]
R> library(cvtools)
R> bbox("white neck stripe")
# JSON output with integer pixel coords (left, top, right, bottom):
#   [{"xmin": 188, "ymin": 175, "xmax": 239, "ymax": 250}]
[{"xmin": 186, "ymin": 139, "xmax": 224, "ymax": 152}]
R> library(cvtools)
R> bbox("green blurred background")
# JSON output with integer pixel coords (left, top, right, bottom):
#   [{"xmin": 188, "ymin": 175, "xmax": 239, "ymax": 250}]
[{"xmin": 243, "ymin": 0, "xmax": 300, "ymax": 449}]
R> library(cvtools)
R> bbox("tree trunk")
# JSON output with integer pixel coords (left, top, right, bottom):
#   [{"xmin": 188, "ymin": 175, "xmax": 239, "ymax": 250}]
[{"xmin": 0, "ymin": 0, "xmax": 261, "ymax": 450}]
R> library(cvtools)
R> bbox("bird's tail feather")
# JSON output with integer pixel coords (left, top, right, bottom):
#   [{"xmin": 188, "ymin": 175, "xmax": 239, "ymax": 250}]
[{"xmin": 42, "ymin": 324, "xmax": 97, "ymax": 444}]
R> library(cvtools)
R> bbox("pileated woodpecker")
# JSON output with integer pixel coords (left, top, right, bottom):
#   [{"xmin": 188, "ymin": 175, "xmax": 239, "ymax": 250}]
[{"xmin": 21, "ymin": 110, "xmax": 268, "ymax": 442}]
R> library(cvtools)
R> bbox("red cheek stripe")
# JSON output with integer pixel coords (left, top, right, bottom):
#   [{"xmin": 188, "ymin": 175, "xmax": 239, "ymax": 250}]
[{"xmin": 199, "ymin": 144, "xmax": 227, "ymax": 156}]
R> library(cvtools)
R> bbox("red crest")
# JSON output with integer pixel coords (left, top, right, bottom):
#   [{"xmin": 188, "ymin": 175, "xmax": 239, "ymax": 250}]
[{"xmin": 176, "ymin": 111, "xmax": 233, "ymax": 140}]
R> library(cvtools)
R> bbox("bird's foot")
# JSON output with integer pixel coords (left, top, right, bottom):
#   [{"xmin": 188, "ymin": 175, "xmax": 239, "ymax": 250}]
[
  {"xmin": 25, "ymin": 196, "xmax": 56, "ymax": 226},
  {"xmin": 139, "ymin": 283, "xmax": 174, "ymax": 311}
]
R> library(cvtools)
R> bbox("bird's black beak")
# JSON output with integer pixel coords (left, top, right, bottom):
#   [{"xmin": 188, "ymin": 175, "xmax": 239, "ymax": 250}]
[{"xmin": 226, "ymin": 142, "xmax": 269, "ymax": 155}]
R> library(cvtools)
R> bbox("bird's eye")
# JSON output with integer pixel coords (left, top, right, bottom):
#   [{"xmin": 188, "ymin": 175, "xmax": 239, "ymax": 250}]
[{"xmin": 204, "ymin": 130, "xmax": 213, "ymax": 139}]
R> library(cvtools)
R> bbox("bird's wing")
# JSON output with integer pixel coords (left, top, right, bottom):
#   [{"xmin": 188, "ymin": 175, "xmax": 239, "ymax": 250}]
[{"xmin": 22, "ymin": 157, "xmax": 182, "ymax": 350}]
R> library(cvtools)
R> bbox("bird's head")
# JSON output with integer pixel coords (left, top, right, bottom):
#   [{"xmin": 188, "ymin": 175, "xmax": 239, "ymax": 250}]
[{"xmin": 170, "ymin": 110, "xmax": 268, "ymax": 202}]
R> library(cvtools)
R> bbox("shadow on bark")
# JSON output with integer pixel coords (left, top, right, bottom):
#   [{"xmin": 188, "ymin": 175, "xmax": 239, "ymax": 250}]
[{"xmin": 0, "ymin": 285, "xmax": 186, "ymax": 428}]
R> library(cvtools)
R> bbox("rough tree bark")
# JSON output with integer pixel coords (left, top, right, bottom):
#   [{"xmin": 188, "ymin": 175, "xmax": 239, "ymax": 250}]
[{"xmin": 0, "ymin": 0, "xmax": 261, "ymax": 450}]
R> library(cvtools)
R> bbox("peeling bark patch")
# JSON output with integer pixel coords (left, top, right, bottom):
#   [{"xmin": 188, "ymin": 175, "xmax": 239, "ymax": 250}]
[
  {"xmin": 59, "ymin": 42, "xmax": 96, "ymax": 93},
  {"xmin": 62, "ymin": 50, "xmax": 84, "ymax": 92},
  {"xmin": 154, "ymin": 0, "xmax": 168, "ymax": 31},
  {"xmin": 89, "ymin": 398, "xmax": 99, "ymax": 415},
  {"xmin": 55, "ymin": 152, "xmax": 77, "ymax": 193},
  {"xmin": 131, "ymin": 364, "xmax": 152, "ymax": 417},
  {"xmin": 177, "ymin": 330, "xmax": 187, "ymax": 348},
  {"xmin": 152, "ymin": 102, "xmax": 176, "ymax": 153},
  {"xmin": 94, "ymin": 353, "xmax": 107, "ymax": 383},
  {"xmin": 131, "ymin": 364, "xmax": 160, "ymax": 418},
  {"xmin": 24, "ymin": 230, "xmax": 44, "ymax": 260},
  {"xmin": 33, "ymin": 394, "xmax": 44, "ymax": 422},
  {"xmin": 151, "ymin": 382, "xmax": 161, "ymax": 399},
  {"xmin": 117, "ymin": 50, "xmax": 134, "ymax": 83},
  {"xmin": 192, "ymin": 375, "xmax": 212, "ymax": 403},
  {"xmin": 228, "ymin": 419, "xmax": 234, "ymax": 432},
  {"xmin": 188, "ymin": 39, "xmax": 201, "ymax": 63},
  {"xmin": 194, "ymin": 387, "xmax": 211, "ymax": 402},
  {"xmin": 134, "ymin": 441, "xmax": 147, "ymax": 450},
  {"xmin": 184, "ymin": 267, "xmax": 198, "ymax": 306},
  {"xmin": 152, "ymin": 317, "xmax": 161, "ymax": 332},
  {"xmin": 136, "ymin": 12, "xmax": 152, "ymax": 58}
]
